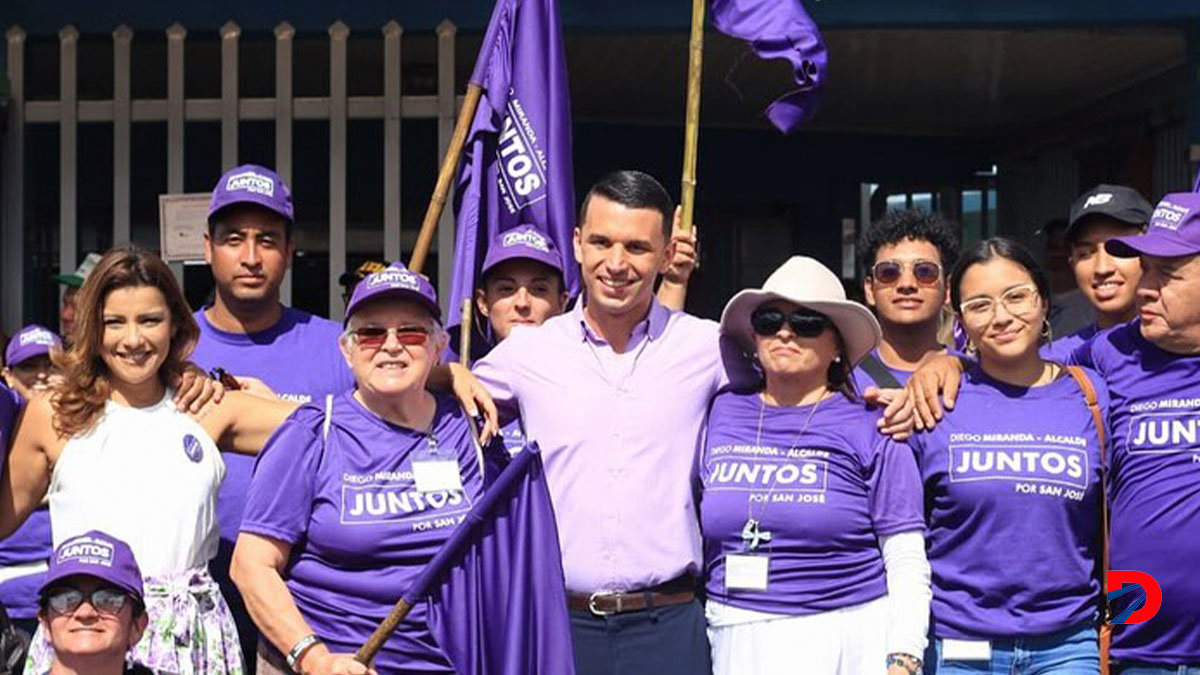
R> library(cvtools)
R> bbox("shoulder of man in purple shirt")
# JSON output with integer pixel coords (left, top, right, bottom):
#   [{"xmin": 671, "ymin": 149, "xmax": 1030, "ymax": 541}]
[{"xmin": 1067, "ymin": 318, "xmax": 1200, "ymax": 662}]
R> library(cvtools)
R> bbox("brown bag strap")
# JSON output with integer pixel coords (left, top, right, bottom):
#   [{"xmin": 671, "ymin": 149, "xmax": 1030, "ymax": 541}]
[{"xmin": 1065, "ymin": 366, "xmax": 1111, "ymax": 622}]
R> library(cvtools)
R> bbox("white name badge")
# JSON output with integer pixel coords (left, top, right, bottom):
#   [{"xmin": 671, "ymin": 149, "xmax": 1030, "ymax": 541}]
[
  {"xmin": 725, "ymin": 554, "xmax": 769, "ymax": 591},
  {"xmin": 411, "ymin": 459, "xmax": 464, "ymax": 493},
  {"xmin": 941, "ymin": 639, "xmax": 992, "ymax": 661}
]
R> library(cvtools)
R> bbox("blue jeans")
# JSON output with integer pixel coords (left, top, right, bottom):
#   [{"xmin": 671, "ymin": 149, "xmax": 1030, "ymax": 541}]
[
  {"xmin": 926, "ymin": 624, "xmax": 1099, "ymax": 674},
  {"xmin": 1114, "ymin": 666, "xmax": 1200, "ymax": 674}
]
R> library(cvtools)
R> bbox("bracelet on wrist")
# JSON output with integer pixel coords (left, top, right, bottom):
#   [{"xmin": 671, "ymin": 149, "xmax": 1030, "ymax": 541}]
[
  {"xmin": 286, "ymin": 633, "xmax": 322, "ymax": 672},
  {"xmin": 887, "ymin": 652, "xmax": 922, "ymax": 674}
]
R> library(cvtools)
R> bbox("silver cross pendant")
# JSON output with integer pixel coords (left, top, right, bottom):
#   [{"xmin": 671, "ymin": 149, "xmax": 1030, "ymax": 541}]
[{"xmin": 740, "ymin": 518, "xmax": 772, "ymax": 552}]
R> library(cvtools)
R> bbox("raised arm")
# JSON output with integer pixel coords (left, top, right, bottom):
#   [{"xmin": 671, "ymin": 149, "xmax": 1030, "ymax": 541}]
[
  {"xmin": 656, "ymin": 206, "xmax": 697, "ymax": 311},
  {"xmin": 429, "ymin": 362, "xmax": 499, "ymax": 442},
  {"xmin": 0, "ymin": 395, "xmax": 56, "ymax": 540},
  {"xmin": 194, "ymin": 390, "xmax": 300, "ymax": 455}
]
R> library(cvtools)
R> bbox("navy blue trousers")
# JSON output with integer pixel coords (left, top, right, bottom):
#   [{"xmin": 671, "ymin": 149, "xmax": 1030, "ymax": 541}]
[{"xmin": 570, "ymin": 598, "xmax": 711, "ymax": 675}]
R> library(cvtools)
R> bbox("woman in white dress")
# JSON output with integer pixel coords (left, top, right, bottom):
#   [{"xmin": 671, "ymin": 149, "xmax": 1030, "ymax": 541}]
[{"xmin": 2, "ymin": 246, "xmax": 298, "ymax": 674}]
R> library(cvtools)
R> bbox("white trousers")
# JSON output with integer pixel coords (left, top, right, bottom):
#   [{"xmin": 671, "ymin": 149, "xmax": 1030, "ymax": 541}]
[{"xmin": 707, "ymin": 595, "xmax": 890, "ymax": 675}]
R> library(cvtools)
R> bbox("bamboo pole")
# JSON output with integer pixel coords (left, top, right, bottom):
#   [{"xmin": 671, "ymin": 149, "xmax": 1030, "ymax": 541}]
[
  {"xmin": 679, "ymin": 0, "xmax": 705, "ymax": 235},
  {"xmin": 409, "ymin": 83, "xmax": 484, "ymax": 274},
  {"xmin": 459, "ymin": 297, "xmax": 474, "ymax": 367}
]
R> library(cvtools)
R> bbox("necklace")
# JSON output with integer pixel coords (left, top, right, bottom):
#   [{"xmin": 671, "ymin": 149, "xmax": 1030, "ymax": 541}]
[{"xmin": 740, "ymin": 388, "xmax": 826, "ymax": 552}]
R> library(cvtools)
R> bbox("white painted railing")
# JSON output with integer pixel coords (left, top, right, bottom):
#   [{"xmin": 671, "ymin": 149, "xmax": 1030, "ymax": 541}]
[{"xmin": 2, "ymin": 20, "xmax": 461, "ymax": 327}]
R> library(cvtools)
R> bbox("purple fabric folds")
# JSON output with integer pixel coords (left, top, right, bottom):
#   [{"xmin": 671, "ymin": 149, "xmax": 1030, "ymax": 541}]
[
  {"xmin": 447, "ymin": 0, "xmax": 579, "ymax": 360},
  {"xmin": 419, "ymin": 444, "xmax": 576, "ymax": 675},
  {"xmin": 710, "ymin": 0, "xmax": 828, "ymax": 133}
]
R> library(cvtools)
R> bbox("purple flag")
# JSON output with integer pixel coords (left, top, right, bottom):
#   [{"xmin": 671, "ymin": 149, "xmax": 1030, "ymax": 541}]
[
  {"xmin": 417, "ymin": 445, "xmax": 575, "ymax": 675},
  {"xmin": 710, "ymin": 0, "xmax": 828, "ymax": 133},
  {"xmin": 447, "ymin": 0, "xmax": 579, "ymax": 359}
]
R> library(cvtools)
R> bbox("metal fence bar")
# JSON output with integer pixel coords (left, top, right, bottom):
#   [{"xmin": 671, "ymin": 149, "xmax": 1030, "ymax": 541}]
[
  {"xmin": 328, "ymin": 21, "xmax": 350, "ymax": 318},
  {"xmin": 3, "ymin": 27, "xmax": 26, "ymax": 332},
  {"xmin": 383, "ymin": 20, "xmax": 403, "ymax": 262},
  {"xmin": 25, "ymin": 94, "xmax": 446, "ymax": 124},
  {"xmin": 275, "ymin": 21, "xmax": 295, "ymax": 304},
  {"xmin": 435, "ymin": 19, "xmax": 456, "ymax": 311},
  {"xmin": 5, "ymin": 20, "xmax": 458, "ymax": 326},
  {"xmin": 220, "ymin": 21, "xmax": 240, "ymax": 170},
  {"xmin": 59, "ymin": 25, "xmax": 79, "ymax": 284},
  {"xmin": 113, "ymin": 25, "xmax": 133, "ymax": 246},
  {"xmin": 166, "ymin": 23, "xmax": 187, "ymax": 283}
]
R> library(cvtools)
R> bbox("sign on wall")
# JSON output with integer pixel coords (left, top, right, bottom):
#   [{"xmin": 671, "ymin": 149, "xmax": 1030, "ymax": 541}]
[{"xmin": 158, "ymin": 193, "xmax": 211, "ymax": 262}]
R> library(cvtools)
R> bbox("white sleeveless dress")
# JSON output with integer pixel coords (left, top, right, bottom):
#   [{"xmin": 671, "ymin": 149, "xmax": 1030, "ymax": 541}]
[{"xmin": 28, "ymin": 393, "xmax": 244, "ymax": 675}]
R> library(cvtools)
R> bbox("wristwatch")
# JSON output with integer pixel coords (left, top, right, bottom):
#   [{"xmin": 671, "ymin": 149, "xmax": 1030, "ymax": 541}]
[
  {"xmin": 286, "ymin": 633, "xmax": 322, "ymax": 672},
  {"xmin": 887, "ymin": 652, "xmax": 923, "ymax": 674}
]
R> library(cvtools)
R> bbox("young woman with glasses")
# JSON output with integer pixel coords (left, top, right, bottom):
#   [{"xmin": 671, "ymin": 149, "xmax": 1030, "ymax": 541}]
[
  {"xmin": 699, "ymin": 256, "xmax": 930, "ymax": 675},
  {"xmin": 908, "ymin": 237, "xmax": 1107, "ymax": 674}
]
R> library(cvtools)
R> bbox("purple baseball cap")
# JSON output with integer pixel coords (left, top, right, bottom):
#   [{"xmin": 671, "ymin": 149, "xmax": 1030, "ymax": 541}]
[
  {"xmin": 1107, "ymin": 193, "xmax": 1200, "ymax": 259},
  {"xmin": 41, "ymin": 531, "xmax": 143, "ymax": 602},
  {"xmin": 5, "ymin": 324, "xmax": 60, "ymax": 367},
  {"xmin": 481, "ymin": 225, "xmax": 564, "ymax": 280},
  {"xmin": 344, "ymin": 261, "xmax": 441, "ymax": 323},
  {"xmin": 208, "ymin": 164, "xmax": 294, "ymax": 223}
]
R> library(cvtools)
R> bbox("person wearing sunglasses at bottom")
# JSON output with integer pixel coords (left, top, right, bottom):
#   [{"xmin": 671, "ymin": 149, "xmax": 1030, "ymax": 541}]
[
  {"xmin": 38, "ymin": 530, "xmax": 152, "ymax": 675},
  {"xmin": 909, "ymin": 238, "xmax": 1107, "ymax": 674},
  {"xmin": 232, "ymin": 262, "xmax": 506, "ymax": 675},
  {"xmin": 854, "ymin": 209, "xmax": 961, "ymax": 392},
  {"xmin": 700, "ymin": 256, "xmax": 930, "ymax": 675}
]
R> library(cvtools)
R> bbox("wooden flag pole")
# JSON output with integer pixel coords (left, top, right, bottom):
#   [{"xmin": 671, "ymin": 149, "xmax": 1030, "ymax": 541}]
[
  {"xmin": 409, "ymin": 83, "xmax": 484, "ymax": 275},
  {"xmin": 679, "ymin": 0, "xmax": 706, "ymax": 235},
  {"xmin": 355, "ymin": 300, "xmax": 479, "ymax": 667},
  {"xmin": 356, "ymin": 598, "xmax": 413, "ymax": 665}
]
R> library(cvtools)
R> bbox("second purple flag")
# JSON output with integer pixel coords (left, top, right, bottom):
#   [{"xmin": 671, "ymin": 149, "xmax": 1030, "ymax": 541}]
[
  {"xmin": 447, "ymin": 0, "xmax": 579, "ymax": 358},
  {"xmin": 711, "ymin": 0, "xmax": 828, "ymax": 133}
]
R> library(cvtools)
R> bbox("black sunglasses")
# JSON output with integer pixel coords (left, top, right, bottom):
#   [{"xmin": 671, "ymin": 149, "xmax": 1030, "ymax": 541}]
[
  {"xmin": 45, "ymin": 586, "xmax": 133, "ymax": 615},
  {"xmin": 750, "ymin": 307, "xmax": 830, "ymax": 338}
]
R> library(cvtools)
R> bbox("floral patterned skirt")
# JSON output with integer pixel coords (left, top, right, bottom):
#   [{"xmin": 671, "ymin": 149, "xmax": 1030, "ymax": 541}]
[{"xmin": 27, "ymin": 566, "xmax": 244, "ymax": 675}]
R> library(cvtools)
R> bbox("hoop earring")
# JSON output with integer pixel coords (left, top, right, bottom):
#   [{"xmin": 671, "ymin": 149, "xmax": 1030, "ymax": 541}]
[{"xmin": 1041, "ymin": 318, "xmax": 1053, "ymax": 344}]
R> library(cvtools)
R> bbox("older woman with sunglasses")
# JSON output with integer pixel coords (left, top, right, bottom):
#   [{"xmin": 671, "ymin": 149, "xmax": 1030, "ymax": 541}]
[
  {"xmin": 906, "ymin": 238, "xmax": 1107, "ymax": 674},
  {"xmin": 700, "ymin": 256, "xmax": 930, "ymax": 675},
  {"xmin": 231, "ymin": 263, "xmax": 497, "ymax": 675}
]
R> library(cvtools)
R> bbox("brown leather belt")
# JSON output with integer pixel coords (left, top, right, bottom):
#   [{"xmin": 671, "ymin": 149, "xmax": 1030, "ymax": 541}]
[{"xmin": 568, "ymin": 576, "xmax": 697, "ymax": 617}]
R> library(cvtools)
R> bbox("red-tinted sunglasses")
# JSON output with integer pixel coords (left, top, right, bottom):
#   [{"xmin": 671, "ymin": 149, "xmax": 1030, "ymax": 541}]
[
  {"xmin": 351, "ymin": 326, "xmax": 431, "ymax": 348},
  {"xmin": 871, "ymin": 260, "xmax": 942, "ymax": 286}
]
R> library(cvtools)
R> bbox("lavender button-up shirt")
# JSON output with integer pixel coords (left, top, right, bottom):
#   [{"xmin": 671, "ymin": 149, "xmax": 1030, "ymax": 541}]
[{"xmin": 473, "ymin": 298, "xmax": 744, "ymax": 593}]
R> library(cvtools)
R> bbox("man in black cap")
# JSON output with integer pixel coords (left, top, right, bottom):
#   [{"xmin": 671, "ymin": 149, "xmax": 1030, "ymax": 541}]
[{"xmin": 1042, "ymin": 183, "xmax": 1152, "ymax": 361}]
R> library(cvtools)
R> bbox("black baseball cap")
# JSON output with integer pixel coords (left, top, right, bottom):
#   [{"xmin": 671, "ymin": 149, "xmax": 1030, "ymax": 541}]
[{"xmin": 1066, "ymin": 184, "xmax": 1151, "ymax": 242}]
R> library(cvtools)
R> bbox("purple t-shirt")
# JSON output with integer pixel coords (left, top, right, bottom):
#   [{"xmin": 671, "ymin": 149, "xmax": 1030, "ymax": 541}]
[
  {"xmin": 908, "ymin": 365, "xmax": 1107, "ymax": 639},
  {"xmin": 1069, "ymin": 321, "xmax": 1200, "ymax": 663},
  {"xmin": 700, "ymin": 390, "xmax": 923, "ymax": 614},
  {"xmin": 190, "ymin": 307, "xmax": 354, "ymax": 548},
  {"xmin": 1040, "ymin": 324, "xmax": 1099, "ymax": 364},
  {"xmin": 851, "ymin": 348, "xmax": 916, "ymax": 392},
  {"xmin": 0, "ymin": 384, "xmax": 17, "ymax": 466},
  {"xmin": 0, "ymin": 386, "xmax": 52, "ymax": 619},
  {"xmin": 241, "ymin": 391, "xmax": 483, "ymax": 672}
]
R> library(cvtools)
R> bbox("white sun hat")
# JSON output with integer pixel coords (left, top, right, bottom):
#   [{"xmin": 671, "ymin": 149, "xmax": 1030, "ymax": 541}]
[{"xmin": 720, "ymin": 255, "xmax": 882, "ymax": 367}]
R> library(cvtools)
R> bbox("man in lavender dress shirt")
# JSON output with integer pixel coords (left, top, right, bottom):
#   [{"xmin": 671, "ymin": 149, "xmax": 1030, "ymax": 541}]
[{"xmin": 473, "ymin": 170, "xmax": 740, "ymax": 674}]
